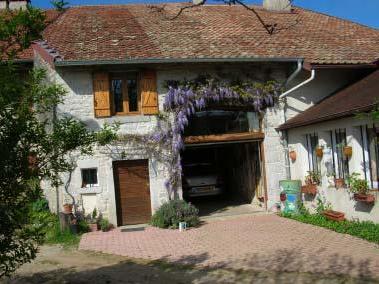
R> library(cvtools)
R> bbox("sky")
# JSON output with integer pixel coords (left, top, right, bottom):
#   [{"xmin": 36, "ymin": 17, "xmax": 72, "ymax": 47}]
[{"xmin": 31, "ymin": 0, "xmax": 379, "ymax": 29}]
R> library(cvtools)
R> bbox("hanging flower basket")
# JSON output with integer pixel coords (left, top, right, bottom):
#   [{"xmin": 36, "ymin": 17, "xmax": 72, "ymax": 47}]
[
  {"xmin": 301, "ymin": 184, "xmax": 317, "ymax": 195},
  {"xmin": 334, "ymin": 178, "xmax": 345, "ymax": 189},
  {"xmin": 289, "ymin": 150, "xmax": 296, "ymax": 162},
  {"xmin": 323, "ymin": 210, "xmax": 345, "ymax": 222},
  {"xmin": 343, "ymin": 146, "xmax": 352, "ymax": 158},
  {"xmin": 315, "ymin": 147, "xmax": 323, "ymax": 158},
  {"xmin": 353, "ymin": 193, "xmax": 375, "ymax": 204}
]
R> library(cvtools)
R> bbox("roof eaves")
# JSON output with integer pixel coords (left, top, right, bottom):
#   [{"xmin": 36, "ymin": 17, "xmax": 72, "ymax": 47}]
[
  {"xmin": 54, "ymin": 57, "xmax": 303, "ymax": 67},
  {"xmin": 277, "ymin": 104, "xmax": 375, "ymax": 131}
]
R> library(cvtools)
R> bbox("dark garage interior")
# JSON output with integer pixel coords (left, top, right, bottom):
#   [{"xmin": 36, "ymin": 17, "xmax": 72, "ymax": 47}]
[{"xmin": 181, "ymin": 141, "xmax": 265, "ymax": 217}]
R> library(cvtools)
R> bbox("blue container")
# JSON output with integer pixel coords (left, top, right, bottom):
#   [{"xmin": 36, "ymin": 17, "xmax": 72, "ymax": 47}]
[{"xmin": 279, "ymin": 180, "xmax": 301, "ymax": 214}]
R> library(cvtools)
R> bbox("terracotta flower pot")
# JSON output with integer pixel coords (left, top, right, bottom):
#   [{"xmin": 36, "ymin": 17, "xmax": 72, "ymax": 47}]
[
  {"xmin": 89, "ymin": 223, "xmax": 98, "ymax": 232},
  {"xmin": 335, "ymin": 178, "xmax": 345, "ymax": 189},
  {"xmin": 301, "ymin": 184, "xmax": 317, "ymax": 195},
  {"xmin": 63, "ymin": 204, "xmax": 73, "ymax": 214},
  {"xmin": 323, "ymin": 210, "xmax": 345, "ymax": 221},
  {"xmin": 353, "ymin": 193, "xmax": 375, "ymax": 204},
  {"xmin": 289, "ymin": 150, "xmax": 296, "ymax": 162},
  {"xmin": 315, "ymin": 147, "xmax": 323, "ymax": 158},
  {"xmin": 343, "ymin": 146, "xmax": 352, "ymax": 158}
]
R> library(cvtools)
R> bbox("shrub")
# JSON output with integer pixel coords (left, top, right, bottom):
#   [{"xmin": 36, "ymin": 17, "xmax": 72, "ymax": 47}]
[
  {"xmin": 29, "ymin": 198, "xmax": 84, "ymax": 246},
  {"xmin": 150, "ymin": 200, "xmax": 200, "ymax": 229},
  {"xmin": 347, "ymin": 172, "xmax": 369, "ymax": 194},
  {"xmin": 99, "ymin": 218, "xmax": 111, "ymax": 232}
]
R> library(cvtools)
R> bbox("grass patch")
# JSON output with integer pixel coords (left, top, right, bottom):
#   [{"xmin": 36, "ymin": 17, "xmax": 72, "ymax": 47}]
[
  {"xmin": 44, "ymin": 219, "xmax": 81, "ymax": 247},
  {"xmin": 30, "ymin": 199, "xmax": 85, "ymax": 248},
  {"xmin": 281, "ymin": 212, "xmax": 379, "ymax": 244}
]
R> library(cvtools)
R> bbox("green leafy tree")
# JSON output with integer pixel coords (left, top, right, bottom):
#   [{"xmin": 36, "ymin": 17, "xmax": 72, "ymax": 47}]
[
  {"xmin": 50, "ymin": 0, "xmax": 69, "ymax": 12},
  {"xmin": 0, "ymin": 6, "xmax": 116, "ymax": 277}
]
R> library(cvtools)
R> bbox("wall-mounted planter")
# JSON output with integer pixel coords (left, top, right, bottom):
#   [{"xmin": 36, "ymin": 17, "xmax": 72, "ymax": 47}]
[
  {"xmin": 316, "ymin": 147, "xmax": 323, "ymax": 158},
  {"xmin": 323, "ymin": 210, "xmax": 345, "ymax": 222},
  {"xmin": 301, "ymin": 184, "xmax": 317, "ymax": 195},
  {"xmin": 353, "ymin": 193, "xmax": 375, "ymax": 204},
  {"xmin": 289, "ymin": 150, "xmax": 296, "ymax": 162},
  {"xmin": 335, "ymin": 178, "xmax": 345, "ymax": 189},
  {"xmin": 343, "ymin": 146, "xmax": 352, "ymax": 158}
]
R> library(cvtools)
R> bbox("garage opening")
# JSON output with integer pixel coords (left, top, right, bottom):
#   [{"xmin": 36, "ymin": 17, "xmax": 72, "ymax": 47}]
[{"xmin": 182, "ymin": 110, "xmax": 266, "ymax": 217}]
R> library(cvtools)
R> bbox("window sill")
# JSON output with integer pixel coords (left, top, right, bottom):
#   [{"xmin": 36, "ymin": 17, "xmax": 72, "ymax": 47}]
[
  {"xmin": 74, "ymin": 186, "xmax": 102, "ymax": 194},
  {"xmin": 100, "ymin": 115, "xmax": 152, "ymax": 123}
]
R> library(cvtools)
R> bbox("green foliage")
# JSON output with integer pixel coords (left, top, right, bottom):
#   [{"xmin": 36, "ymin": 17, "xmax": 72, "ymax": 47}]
[
  {"xmin": 282, "ymin": 213, "xmax": 379, "ymax": 244},
  {"xmin": 347, "ymin": 172, "xmax": 369, "ymax": 194},
  {"xmin": 0, "ymin": 7, "xmax": 116, "ymax": 277},
  {"xmin": 29, "ymin": 199, "xmax": 82, "ymax": 246},
  {"xmin": 150, "ymin": 200, "xmax": 200, "ymax": 229},
  {"xmin": 315, "ymin": 196, "xmax": 331, "ymax": 214},
  {"xmin": 50, "ymin": 0, "xmax": 69, "ymax": 12},
  {"xmin": 44, "ymin": 222, "xmax": 80, "ymax": 247},
  {"xmin": 0, "ymin": 6, "xmax": 46, "ymax": 60},
  {"xmin": 91, "ymin": 208, "xmax": 98, "ymax": 220},
  {"xmin": 99, "ymin": 218, "xmax": 111, "ymax": 232}
]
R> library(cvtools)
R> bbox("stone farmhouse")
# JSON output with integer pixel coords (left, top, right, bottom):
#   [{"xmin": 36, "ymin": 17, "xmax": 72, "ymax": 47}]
[{"xmin": 6, "ymin": 0, "xmax": 379, "ymax": 225}]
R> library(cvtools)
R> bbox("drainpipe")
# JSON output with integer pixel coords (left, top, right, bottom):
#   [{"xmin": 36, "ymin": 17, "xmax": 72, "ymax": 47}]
[
  {"xmin": 280, "ymin": 60, "xmax": 303, "ymax": 180},
  {"xmin": 280, "ymin": 68, "xmax": 316, "ymax": 99},
  {"xmin": 280, "ymin": 62, "xmax": 317, "ymax": 180}
]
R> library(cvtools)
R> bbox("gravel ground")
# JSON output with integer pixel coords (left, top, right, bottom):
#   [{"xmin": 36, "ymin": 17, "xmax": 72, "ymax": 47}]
[{"xmin": 2, "ymin": 245, "xmax": 377, "ymax": 284}]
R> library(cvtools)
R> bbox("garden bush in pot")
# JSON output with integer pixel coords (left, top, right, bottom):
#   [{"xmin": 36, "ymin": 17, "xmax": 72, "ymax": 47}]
[
  {"xmin": 348, "ymin": 173, "xmax": 375, "ymax": 203},
  {"xmin": 151, "ymin": 200, "xmax": 200, "ymax": 229}
]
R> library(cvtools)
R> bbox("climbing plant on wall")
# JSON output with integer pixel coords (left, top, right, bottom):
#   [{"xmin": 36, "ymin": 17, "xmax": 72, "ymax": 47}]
[{"xmin": 117, "ymin": 75, "xmax": 283, "ymax": 199}]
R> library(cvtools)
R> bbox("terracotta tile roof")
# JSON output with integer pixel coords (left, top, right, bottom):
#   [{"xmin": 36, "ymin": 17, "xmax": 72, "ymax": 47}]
[
  {"xmin": 39, "ymin": 3, "xmax": 379, "ymax": 64},
  {"xmin": 278, "ymin": 70, "xmax": 379, "ymax": 130}
]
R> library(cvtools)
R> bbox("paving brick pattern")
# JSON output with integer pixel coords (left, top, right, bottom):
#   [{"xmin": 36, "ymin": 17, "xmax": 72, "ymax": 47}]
[{"xmin": 80, "ymin": 214, "xmax": 379, "ymax": 279}]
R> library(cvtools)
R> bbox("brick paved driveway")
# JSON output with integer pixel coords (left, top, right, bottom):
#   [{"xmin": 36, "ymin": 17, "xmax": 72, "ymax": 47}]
[{"xmin": 80, "ymin": 214, "xmax": 379, "ymax": 279}]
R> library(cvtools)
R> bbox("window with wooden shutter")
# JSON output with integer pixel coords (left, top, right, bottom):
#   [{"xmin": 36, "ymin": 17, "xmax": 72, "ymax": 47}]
[
  {"xmin": 140, "ymin": 70, "xmax": 159, "ymax": 115},
  {"xmin": 93, "ymin": 72, "xmax": 111, "ymax": 117}
]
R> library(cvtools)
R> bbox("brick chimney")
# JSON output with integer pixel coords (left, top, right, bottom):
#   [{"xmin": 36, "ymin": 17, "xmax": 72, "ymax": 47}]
[
  {"xmin": 263, "ymin": 0, "xmax": 291, "ymax": 11},
  {"xmin": 0, "ymin": 0, "xmax": 28, "ymax": 10}
]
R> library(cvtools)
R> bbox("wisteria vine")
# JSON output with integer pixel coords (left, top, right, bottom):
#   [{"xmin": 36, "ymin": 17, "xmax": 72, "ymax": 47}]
[{"xmin": 118, "ymin": 75, "xmax": 283, "ymax": 199}]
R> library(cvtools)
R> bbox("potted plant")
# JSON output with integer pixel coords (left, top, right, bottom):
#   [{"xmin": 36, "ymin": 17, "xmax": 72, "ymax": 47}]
[
  {"xmin": 348, "ymin": 173, "xmax": 375, "ymax": 204},
  {"xmin": 301, "ymin": 171, "xmax": 320, "ymax": 195},
  {"xmin": 99, "ymin": 218, "xmax": 112, "ymax": 232},
  {"xmin": 88, "ymin": 208, "xmax": 99, "ymax": 232},
  {"xmin": 63, "ymin": 203, "xmax": 73, "ymax": 214},
  {"xmin": 69, "ymin": 218, "xmax": 79, "ymax": 234},
  {"xmin": 323, "ymin": 210, "xmax": 345, "ymax": 221},
  {"xmin": 329, "ymin": 172, "xmax": 345, "ymax": 188}
]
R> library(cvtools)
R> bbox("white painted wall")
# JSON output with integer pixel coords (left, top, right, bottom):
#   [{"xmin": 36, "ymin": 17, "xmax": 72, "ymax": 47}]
[
  {"xmin": 285, "ymin": 69, "xmax": 369, "ymax": 120},
  {"xmin": 287, "ymin": 117, "xmax": 379, "ymax": 222}
]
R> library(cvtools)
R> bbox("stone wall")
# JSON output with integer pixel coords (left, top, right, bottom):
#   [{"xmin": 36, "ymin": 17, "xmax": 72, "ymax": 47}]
[{"xmin": 36, "ymin": 55, "xmax": 294, "ymax": 225}]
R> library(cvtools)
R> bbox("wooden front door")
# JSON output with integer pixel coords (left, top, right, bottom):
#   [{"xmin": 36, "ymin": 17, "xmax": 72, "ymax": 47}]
[{"xmin": 113, "ymin": 160, "xmax": 151, "ymax": 226}]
